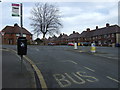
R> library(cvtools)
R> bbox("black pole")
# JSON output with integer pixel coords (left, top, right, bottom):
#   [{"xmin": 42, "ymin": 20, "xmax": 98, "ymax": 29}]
[
  {"xmin": 20, "ymin": 3, "xmax": 23, "ymax": 37},
  {"xmin": 21, "ymin": 55, "xmax": 23, "ymax": 72},
  {"xmin": 20, "ymin": 3, "xmax": 23, "ymax": 72}
]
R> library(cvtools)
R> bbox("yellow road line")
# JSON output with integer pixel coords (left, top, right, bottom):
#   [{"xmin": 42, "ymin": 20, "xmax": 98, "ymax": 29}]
[
  {"xmin": 84, "ymin": 66, "xmax": 95, "ymax": 72},
  {"xmin": 24, "ymin": 56, "xmax": 47, "ymax": 89},
  {"xmin": 0, "ymin": 49, "xmax": 9, "ymax": 51},
  {"xmin": 32, "ymin": 64, "xmax": 47, "ymax": 88},
  {"xmin": 106, "ymin": 76, "xmax": 120, "ymax": 83},
  {"xmin": 8, "ymin": 48, "xmax": 48, "ymax": 89}
]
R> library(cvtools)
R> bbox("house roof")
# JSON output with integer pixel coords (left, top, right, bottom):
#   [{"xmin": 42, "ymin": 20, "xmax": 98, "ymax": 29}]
[
  {"xmin": 61, "ymin": 34, "xmax": 68, "ymax": 39},
  {"xmin": 68, "ymin": 32, "xmax": 80, "ymax": 39},
  {"xmin": 80, "ymin": 25, "xmax": 120, "ymax": 38},
  {"xmin": 1, "ymin": 25, "xmax": 32, "ymax": 35}
]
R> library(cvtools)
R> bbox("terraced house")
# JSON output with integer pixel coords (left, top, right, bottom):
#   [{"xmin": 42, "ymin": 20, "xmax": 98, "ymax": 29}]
[
  {"xmin": 1, "ymin": 24, "xmax": 33, "ymax": 45},
  {"xmin": 47, "ymin": 23, "xmax": 120, "ymax": 46}
]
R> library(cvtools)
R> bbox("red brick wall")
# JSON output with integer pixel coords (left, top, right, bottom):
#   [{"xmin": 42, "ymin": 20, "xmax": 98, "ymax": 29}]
[{"xmin": 2, "ymin": 33, "xmax": 32, "ymax": 45}]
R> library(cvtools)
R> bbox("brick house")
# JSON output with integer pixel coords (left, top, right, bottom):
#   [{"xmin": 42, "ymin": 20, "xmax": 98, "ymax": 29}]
[
  {"xmin": 47, "ymin": 35, "xmax": 57, "ymax": 44},
  {"xmin": 79, "ymin": 23, "xmax": 120, "ymax": 46},
  {"xmin": 46, "ymin": 23, "xmax": 120, "ymax": 46},
  {"xmin": 58, "ymin": 33, "xmax": 68, "ymax": 45},
  {"xmin": 67, "ymin": 31, "xmax": 80, "ymax": 43},
  {"xmin": 1, "ymin": 24, "xmax": 33, "ymax": 45},
  {"xmin": 47, "ymin": 34, "xmax": 68, "ymax": 45}
]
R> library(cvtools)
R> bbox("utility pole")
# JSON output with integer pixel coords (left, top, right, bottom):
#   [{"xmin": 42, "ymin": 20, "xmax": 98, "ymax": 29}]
[{"xmin": 20, "ymin": 3, "xmax": 23, "ymax": 37}]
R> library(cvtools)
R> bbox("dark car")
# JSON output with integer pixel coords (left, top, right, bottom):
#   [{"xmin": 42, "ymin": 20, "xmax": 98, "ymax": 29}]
[{"xmin": 48, "ymin": 43, "xmax": 56, "ymax": 46}]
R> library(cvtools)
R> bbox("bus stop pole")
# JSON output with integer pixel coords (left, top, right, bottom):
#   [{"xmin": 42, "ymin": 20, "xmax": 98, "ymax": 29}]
[
  {"xmin": 21, "ymin": 55, "xmax": 23, "ymax": 72},
  {"xmin": 20, "ymin": 3, "xmax": 23, "ymax": 37},
  {"xmin": 20, "ymin": 3, "xmax": 23, "ymax": 72}
]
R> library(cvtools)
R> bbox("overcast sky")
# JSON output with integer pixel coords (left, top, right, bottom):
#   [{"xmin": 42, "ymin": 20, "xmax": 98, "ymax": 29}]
[{"xmin": 0, "ymin": 0, "xmax": 119, "ymax": 39}]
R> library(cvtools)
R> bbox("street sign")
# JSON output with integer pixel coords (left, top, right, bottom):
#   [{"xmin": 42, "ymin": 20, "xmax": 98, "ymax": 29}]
[{"xmin": 12, "ymin": 3, "xmax": 20, "ymax": 17}]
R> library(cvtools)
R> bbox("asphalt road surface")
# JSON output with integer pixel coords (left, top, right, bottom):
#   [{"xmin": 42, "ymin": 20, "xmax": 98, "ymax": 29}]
[{"xmin": 3, "ymin": 45, "xmax": 119, "ymax": 88}]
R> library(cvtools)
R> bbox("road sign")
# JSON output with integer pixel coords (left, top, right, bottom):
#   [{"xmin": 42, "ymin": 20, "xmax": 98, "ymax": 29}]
[{"xmin": 12, "ymin": 3, "xmax": 20, "ymax": 16}]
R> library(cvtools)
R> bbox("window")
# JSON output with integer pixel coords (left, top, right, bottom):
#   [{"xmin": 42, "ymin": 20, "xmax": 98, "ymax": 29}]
[
  {"xmin": 23, "ymin": 34, "xmax": 26, "ymax": 37},
  {"xmin": 16, "ymin": 34, "xmax": 20, "ymax": 37},
  {"xmin": 104, "ymin": 35, "xmax": 107, "ymax": 38},
  {"xmin": 98, "ymin": 41, "xmax": 101, "ymax": 45},
  {"xmin": 98, "ymin": 36, "xmax": 101, "ymax": 39},
  {"xmin": 111, "ymin": 34, "xmax": 114, "ymax": 37},
  {"xmin": 96, "ymin": 36, "xmax": 98, "ymax": 39},
  {"xmin": 107, "ymin": 34, "xmax": 110, "ymax": 38},
  {"xmin": 104, "ymin": 41, "xmax": 107, "ymax": 44}
]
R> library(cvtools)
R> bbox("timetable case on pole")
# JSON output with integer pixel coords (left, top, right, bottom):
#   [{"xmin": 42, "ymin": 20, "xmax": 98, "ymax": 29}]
[{"xmin": 17, "ymin": 37, "xmax": 27, "ymax": 55}]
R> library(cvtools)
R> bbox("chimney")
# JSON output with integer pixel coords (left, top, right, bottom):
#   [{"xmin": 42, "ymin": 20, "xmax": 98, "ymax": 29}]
[
  {"xmin": 106, "ymin": 23, "xmax": 110, "ymax": 27},
  {"xmin": 96, "ymin": 26, "xmax": 98, "ymax": 29},
  {"xmin": 86, "ymin": 28, "xmax": 90, "ymax": 32},
  {"xmin": 60, "ymin": 33, "xmax": 62, "ymax": 36},
  {"xmin": 14, "ymin": 23, "xmax": 18, "ymax": 27},
  {"xmin": 73, "ymin": 31, "xmax": 75, "ymax": 34}
]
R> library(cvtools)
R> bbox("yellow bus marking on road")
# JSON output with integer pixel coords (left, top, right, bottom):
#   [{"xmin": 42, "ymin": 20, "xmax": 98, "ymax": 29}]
[
  {"xmin": 65, "ymin": 73, "xmax": 85, "ymax": 84},
  {"xmin": 106, "ymin": 76, "xmax": 120, "ymax": 83},
  {"xmin": 53, "ymin": 74, "xmax": 71, "ymax": 87},
  {"xmin": 84, "ymin": 66, "xmax": 95, "ymax": 72},
  {"xmin": 53, "ymin": 71, "xmax": 99, "ymax": 87}
]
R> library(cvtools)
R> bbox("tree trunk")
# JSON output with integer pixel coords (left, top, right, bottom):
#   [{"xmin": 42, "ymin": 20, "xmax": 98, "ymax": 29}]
[{"xmin": 43, "ymin": 34, "xmax": 46, "ymax": 45}]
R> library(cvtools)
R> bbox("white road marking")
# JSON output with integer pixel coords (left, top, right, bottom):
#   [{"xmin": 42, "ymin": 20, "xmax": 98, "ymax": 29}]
[
  {"xmin": 94, "ymin": 54, "xmax": 118, "ymax": 60},
  {"xmin": 84, "ymin": 66, "xmax": 95, "ymax": 72},
  {"xmin": 106, "ymin": 76, "xmax": 120, "ymax": 83},
  {"xmin": 60, "ymin": 60, "xmax": 77, "ymax": 65},
  {"xmin": 35, "ymin": 48, "xmax": 39, "ymax": 51}
]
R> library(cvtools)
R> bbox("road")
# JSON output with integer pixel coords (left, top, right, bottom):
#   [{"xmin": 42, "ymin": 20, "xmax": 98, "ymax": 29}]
[{"xmin": 2, "ymin": 45, "xmax": 119, "ymax": 88}]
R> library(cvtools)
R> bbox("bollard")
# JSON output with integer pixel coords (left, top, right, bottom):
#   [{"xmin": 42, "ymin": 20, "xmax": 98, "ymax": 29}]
[
  {"xmin": 78, "ymin": 43, "xmax": 80, "ymax": 46},
  {"xmin": 112, "ymin": 43, "xmax": 115, "ymax": 48},
  {"xmin": 74, "ymin": 43, "xmax": 78, "ymax": 50},
  {"xmin": 91, "ymin": 43, "xmax": 96, "ymax": 53}
]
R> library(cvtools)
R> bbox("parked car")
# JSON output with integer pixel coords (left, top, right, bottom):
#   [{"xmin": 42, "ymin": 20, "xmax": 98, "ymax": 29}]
[
  {"xmin": 68, "ymin": 43, "xmax": 74, "ymax": 46},
  {"xmin": 48, "ymin": 43, "xmax": 56, "ymax": 46}
]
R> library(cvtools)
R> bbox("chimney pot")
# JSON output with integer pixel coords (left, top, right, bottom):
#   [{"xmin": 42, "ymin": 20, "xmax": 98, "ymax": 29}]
[
  {"xmin": 86, "ymin": 28, "xmax": 90, "ymax": 31},
  {"xmin": 96, "ymin": 26, "xmax": 98, "ymax": 29},
  {"xmin": 73, "ymin": 31, "xmax": 75, "ymax": 34},
  {"xmin": 14, "ymin": 23, "xmax": 18, "ymax": 26},
  {"xmin": 106, "ymin": 23, "xmax": 110, "ymax": 27}
]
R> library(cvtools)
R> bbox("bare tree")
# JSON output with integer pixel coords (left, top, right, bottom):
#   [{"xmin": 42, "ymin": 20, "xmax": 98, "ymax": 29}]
[{"xmin": 30, "ymin": 3, "xmax": 62, "ymax": 44}]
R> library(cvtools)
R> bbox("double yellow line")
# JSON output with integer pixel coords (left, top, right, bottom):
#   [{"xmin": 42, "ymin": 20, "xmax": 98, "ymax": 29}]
[{"xmin": 8, "ymin": 48, "xmax": 48, "ymax": 89}]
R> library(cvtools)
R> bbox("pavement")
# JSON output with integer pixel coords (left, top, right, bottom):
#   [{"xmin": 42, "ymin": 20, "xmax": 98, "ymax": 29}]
[{"xmin": 2, "ymin": 48, "xmax": 36, "ymax": 88}]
